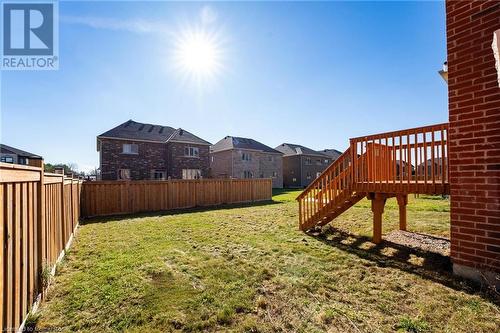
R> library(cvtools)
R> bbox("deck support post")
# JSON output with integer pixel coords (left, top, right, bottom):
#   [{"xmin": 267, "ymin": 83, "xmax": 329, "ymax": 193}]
[
  {"xmin": 396, "ymin": 194, "xmax": 408, "ymax": 231},
  {"xmin": 368, "ymin": 193, "xmax": 387, "ymax": 244}
]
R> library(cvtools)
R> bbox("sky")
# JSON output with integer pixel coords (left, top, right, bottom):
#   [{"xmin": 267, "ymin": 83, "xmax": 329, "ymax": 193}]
[{"xmin": 0, "ymin": 1, "xmax": 448, "ymax": 172}]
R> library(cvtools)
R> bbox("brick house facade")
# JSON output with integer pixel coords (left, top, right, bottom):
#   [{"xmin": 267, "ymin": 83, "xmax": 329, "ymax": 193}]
[
  {"xmin": 275, "ymin": 143, "xmax": 337, "ymax": 188},
  {"xmin": 98, "ymin": 120, "xmax": 210, "ymax": 180},
  {"xmin": 167, "ymin": 142, "xmax": 210, "ymax": 179},
  {"xmin": 446, "ymin": 1, "xmax": 500, "ymax": 282},
  {"xmin": 210, "ymin": 136, "xmax": 283, "ymax": 188}
]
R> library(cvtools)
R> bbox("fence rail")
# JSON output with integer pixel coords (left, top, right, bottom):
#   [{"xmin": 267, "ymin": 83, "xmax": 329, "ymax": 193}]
[
  {"xmin": 81, "ymin": 178, "xmax": 273, "ymax": 218},
  {"xmin": 0, "ymin": 162, "xmax": 82, "ymax": 332}
]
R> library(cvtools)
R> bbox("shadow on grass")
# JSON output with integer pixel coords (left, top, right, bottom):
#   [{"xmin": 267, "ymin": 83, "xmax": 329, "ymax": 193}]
[
  {"xmin": 80, "ymin": 199, "xmax": 280, "ymax": 225},
  {"xmin": 308, "ymin": 227, "xmax": 500, "ymax": 305}
]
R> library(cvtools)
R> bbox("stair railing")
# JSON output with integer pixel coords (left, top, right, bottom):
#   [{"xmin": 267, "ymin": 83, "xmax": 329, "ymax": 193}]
[{"xmin": 297, "ymin": 148, "xmax": 352, "ymax": 229}]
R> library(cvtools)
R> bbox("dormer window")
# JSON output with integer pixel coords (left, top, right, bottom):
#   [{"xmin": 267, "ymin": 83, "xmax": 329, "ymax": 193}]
[{"xmin": 122, "ymin": 144, "xmax": 138, "ymax": 154}]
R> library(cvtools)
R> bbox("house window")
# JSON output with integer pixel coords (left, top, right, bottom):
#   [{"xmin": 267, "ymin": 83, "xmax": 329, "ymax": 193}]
[
  {"xmin": 1, "ymin": 156, "xmax": 14, "ymax": 163},
  {"xmin": 305, "ymin": 157, "xmax": 312, "ymax": 165},
  {"xmin": 292, "ymin": 177, "xmax": 297, "ymax": 182},
  {"xmin": 182, "ymin": 169, "xmax": 201, "ymax": 179},
  {"xmin": 316, "ymin": 159, "xmax": 322, "ymax": 165},
  {"xmin": 306, "ymin": 172, "xmax": 312, "ymax": 180},
  {"xmin": 18, "ymin": 157, "xmax": 28, "ymax": 165},
  {"xmin": 184, "ymin": 147, "xmax": 199, "ymax": 157},
  {"xmin": 122, "ymin": 144, "xmax": 138, "ymax": 155},
  {"xmin": 243, "ymin": 171, "xmax": 253, "ymax": 178},
  {"xmin": 118, "ymin": 169, "xmax": 131, "ymax": 180},
  {"xmin": 242, "ymin": 152, "xmax": 252, "ymax": 161},
  {"xmin": 272, "ymin": 171, "xmax": 278, "ymax": 178},
  {"xmin": 268, "ymin": 155, "xmax": 274, "ymax": 162},
  {"xmin": 324, "ymin": 159, "xmax": 330, "ymax": 164},
  {"xmin": 151, "ymin": 170, "xmax": 166, "ymax": 180}
]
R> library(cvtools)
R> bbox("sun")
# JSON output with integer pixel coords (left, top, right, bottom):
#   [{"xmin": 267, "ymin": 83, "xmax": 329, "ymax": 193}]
[{"xmin": 173, "ymin": 28, "xmax": 224, "ymax": 85}]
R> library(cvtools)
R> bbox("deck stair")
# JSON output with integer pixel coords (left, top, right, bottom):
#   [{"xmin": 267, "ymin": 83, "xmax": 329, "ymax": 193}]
[{"xmin": 297, "ymin": 123, "xmax": 450, "ymax": 243}]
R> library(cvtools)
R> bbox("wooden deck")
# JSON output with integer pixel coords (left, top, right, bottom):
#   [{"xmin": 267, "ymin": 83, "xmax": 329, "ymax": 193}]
[
  {"xmin": 353, "ymin": 181, "xmax": 449, "ymax": 195},
  {"xmin": 297, "ymin": 123, "xmax": 449, "ymax": 242}
]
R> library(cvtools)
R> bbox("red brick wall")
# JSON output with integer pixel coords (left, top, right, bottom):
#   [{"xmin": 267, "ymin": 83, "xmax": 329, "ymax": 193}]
[
  {"xmin": 99, "ymin": 139, "xmax": 211, "ymax": 180},
  {"xmin": 99, "ymin": 139, "xmax": 167, "ymax": 180},
  {"xmin": 446, "ymin": 0, "xmax": 500, "ymax": 273},
  {"xmin": 167, "ymin": 142, "xmax": 210, "ymax": 179}
]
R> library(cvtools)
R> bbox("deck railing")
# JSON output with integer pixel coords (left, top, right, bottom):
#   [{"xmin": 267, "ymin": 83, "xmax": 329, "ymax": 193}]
[
  {"xmin": 350, "ymin": 123, "xmax": 449, "ymax": 194},
  {"xmin": 297, "ymin": 122, "xmax": 450, "ymax": 230}
]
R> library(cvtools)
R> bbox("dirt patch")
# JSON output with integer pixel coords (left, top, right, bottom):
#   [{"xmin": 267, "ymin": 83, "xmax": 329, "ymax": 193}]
[{"xmin": 385, "ymin": 230, "xmax": 450, "ymax": 256}]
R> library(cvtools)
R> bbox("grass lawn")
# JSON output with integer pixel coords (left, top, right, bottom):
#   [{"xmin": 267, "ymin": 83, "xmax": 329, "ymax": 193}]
[{"xmin": 36, "ymin": 190, "xmax": 499, "ymax": 332}]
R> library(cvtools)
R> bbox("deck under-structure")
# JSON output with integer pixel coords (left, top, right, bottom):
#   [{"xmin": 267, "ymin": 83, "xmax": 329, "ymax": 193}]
[{"xmin": 297, "ymin": 123, "xmax": 449, "ymax": 243}]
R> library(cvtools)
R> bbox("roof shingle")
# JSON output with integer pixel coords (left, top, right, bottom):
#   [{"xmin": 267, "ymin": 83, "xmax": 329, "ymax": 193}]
[
  {"xmin": 0, "ymin": 144, "xmax": 42, "ymax": 159},
  {"xmin": 98, "ymin": 120, "xmax": 210, "ymax": 145},
  {"xmin": 274, "ymin": 143, "xmax": 329, "ymax": 157},
  {"xmin": 211, "ymin": 136, "xmax": 282, "ymax": 154}
]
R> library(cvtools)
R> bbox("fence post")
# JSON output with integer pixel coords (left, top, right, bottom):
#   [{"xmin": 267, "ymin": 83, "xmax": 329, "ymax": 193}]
[
  {"xmin": 57, "ymin": 171, "xmax": 65, "ymax": 251},
  {"xmin": 31, "ymin": 159, "xmax": 45, "ymax": 298}
]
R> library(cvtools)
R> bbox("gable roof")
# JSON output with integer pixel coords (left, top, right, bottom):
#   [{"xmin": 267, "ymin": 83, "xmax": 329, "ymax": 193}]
[
  {"xmin": 274, "ymin": 143, "xmax": 329, "ymax": 157},
  {"xmin": 97, "ymin": 120, "xmax": 211, "ymax": 145},
  {"xmin": 321, "ymin": 149, "xmax": 343, "ymax": 160},
  {"xmin": 211, "ymin": 136, "xmax": 282, "ymax": 154},
  {"xmin": 0, "ymin": 144, "xmax": 42, "ymax": 159}
]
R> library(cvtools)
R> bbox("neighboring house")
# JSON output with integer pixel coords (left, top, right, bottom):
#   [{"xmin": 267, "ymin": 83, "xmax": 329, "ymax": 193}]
[
  {"xmin": 210, "ymin": 136, "xmax": 283, "ymax": 188},
  {"xmin": 97, "ymin": 120, "xmax": 211, "ymax": 180},
  {"xmin": 320, "ymin": 149, "xmax": 342, "ymax": 161},
  {"xmin": 275, "ymin": 143, "xmax": 333, "ymax": 188},
  {"xmin": 0, "ymin": 144, "xmax": 43, "ymax": 166},
  {"xmin": 416, "ymin": 158, "xmax": 446, "ymax": 180}
]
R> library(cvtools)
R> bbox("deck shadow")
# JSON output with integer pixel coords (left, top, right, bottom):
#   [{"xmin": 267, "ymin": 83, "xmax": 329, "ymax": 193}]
[
  {"xmin": 307, "ymin": 226, "xmax": 500, "ymax": 305},
  {"xmin": 80, "ymin": 199, "xmax": 280, "ymax": 225}
]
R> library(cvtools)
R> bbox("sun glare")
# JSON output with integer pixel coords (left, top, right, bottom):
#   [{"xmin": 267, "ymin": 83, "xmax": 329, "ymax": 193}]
[{"xmin": 173, "ymin": 28, "xmax": 224, "ymax": 85}]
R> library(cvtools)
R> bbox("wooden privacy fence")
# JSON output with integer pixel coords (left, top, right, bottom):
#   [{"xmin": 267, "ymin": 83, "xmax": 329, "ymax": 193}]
[
  {"xmin": 0, "ymin": 162, "xmax": 82, "ymax": 332},
  {"xmin": 81, "ymin": 178, "xmax": 273, "ymax": 218}
]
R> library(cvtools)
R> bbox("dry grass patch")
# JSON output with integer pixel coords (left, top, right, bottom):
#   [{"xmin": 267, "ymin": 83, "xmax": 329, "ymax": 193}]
[{"xmin": 35, "ymin": 190, "xmax": 499, "ymax": 332}]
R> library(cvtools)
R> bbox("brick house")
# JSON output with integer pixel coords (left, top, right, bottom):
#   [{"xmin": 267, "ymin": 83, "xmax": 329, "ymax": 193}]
[
  {"xmin": 210, "ymin": 136, "xmax": 283, "ymax": 188},
  {"xmin": 97, "ymin": 120, "xmax": 211, "ymax": 180},
  {"xmin": 275, "ymin": 143, "xmax": 336, "ymax": 188},
  {"xmin": 445, "ymin": 1, "xmax": 500, "ymax": 283}
]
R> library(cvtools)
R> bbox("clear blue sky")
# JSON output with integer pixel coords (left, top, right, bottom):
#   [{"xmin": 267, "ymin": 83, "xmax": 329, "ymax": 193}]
[{"xmin": 1, "ymin": 1, "xmax": 447, "ymax": 172}]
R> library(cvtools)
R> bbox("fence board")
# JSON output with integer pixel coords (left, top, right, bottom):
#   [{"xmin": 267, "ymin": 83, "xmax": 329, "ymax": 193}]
[
  {"xmin": 0, "ymin": 162, "xmax": 82, "ymax": 332},
  {"xmin": 81, "ymin": 178, "xmax": 272, "ymax": 218}
]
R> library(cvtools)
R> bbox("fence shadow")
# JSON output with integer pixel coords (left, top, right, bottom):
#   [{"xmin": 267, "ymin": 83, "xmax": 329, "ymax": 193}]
[
  {"xmin": 80, "ymin": 199, "xmax": 280, "ymax": 225},
  {"xmin": 307, "ymin": 227, "xmax": 500, "ymax": 305}
]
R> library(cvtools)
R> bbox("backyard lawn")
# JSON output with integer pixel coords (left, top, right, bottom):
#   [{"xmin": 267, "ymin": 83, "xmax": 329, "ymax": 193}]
[{"xmin": 35, "ymin": 190, "xmax": 499, "ymax": 332}]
